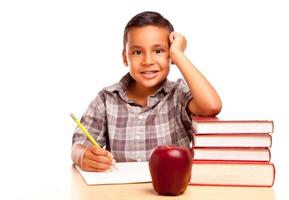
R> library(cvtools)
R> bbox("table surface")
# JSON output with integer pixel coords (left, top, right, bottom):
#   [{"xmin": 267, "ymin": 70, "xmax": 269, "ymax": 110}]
[
  {"xmin": 69, "ymin": 165, "xmax": 275, "ymax": 200},
  {"xmin": 0, "ymin": 162, "xmax": 282, "ymax": 200}
]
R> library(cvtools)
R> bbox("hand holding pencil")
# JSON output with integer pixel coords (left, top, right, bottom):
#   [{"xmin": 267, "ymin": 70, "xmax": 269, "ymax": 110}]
[
  {"xmin": 70, "ymin": 113, "xmax": 117, "ymax": 172},
  {"xmin": 79, "ymin": 145, "xmax": 116, "ymax": 172}
]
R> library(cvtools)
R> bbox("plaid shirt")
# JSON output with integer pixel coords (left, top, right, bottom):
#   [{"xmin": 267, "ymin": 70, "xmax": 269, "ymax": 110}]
[{"xmin": 72, "ymin": 73, "xmax": 193, "ymax": 162}]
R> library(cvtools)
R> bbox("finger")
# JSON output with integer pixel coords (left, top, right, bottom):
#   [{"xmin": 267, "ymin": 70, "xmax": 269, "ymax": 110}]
[
  {"xmin": 91, "ymin": 154, "xmax": 114, "ymax": 165},
  {"xmin": 81, "ymin": 161, "xmax": 112, "ymax": 172},
  {"xmin": 90, "ymin": 147, "xmax": 111, "ymax": 156},
  {"xmin": 83, "ymin": 166, "xmax": 110, "ymax": 172},
  {"xmin": 169, "ymin": 32, "xmax": 176, "ymax": 44},
  {"xmin": 81, "ymin": 152, "xmax": 114, "ymax": 171},
  {"xmin": 85, "ymin": 159, "xmax": 113, "ymax": 171},
  {"xmin": 92, "ymin": 148, "xmax": 115, "ymax": 160},
  {"xmin": 84, "ymin": 150, "xmax": 114, "ymax": 164}
]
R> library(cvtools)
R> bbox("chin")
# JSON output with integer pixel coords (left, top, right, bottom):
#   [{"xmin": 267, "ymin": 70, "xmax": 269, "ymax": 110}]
[{"xmin": 142, "ymin": 79, "xmax": 164, "ymax": 89}]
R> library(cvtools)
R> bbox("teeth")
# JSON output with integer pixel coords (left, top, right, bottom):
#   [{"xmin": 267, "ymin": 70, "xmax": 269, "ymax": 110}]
[
  {"xmin": 141, "ymin": 71, "xmax": 158, "ymax": 79},
  {"xmin": 142, "ymin": 71, "xmax": 156, "ymax": 74}
]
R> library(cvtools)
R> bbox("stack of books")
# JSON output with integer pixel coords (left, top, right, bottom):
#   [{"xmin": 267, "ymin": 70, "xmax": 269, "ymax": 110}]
[{"xmin": 189, "ymin": 117, "xmax": 275, "ymax": 187}]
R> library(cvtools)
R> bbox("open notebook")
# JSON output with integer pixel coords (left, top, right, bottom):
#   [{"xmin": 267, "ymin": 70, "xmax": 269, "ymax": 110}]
[{"xmin": 75, "ymin": 162, "xmax": 152, "ymax": 185}]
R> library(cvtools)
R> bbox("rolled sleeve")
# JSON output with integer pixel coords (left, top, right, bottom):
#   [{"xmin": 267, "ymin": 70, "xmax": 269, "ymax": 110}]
[
  {"xmin": 175, "ymin": 79, "xmax": 194, "ymax": 138},
  {"xmin": 72, "ymin": 91, "xmax": 108, "ymax": 148}
]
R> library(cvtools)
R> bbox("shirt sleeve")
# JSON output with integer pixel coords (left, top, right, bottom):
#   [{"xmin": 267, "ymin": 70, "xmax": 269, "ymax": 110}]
[
  {"xmin": 72, "ymin": 90, "xmax": 108, "ymax": 148},
  {"xmin": 175, "ymin": 78, "xmax": 194, "ymax": 133}
]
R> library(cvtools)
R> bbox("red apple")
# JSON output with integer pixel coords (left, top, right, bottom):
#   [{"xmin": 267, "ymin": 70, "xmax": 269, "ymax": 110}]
[{"xmin": 149, "ymin": 145, "xmax": 193, "ymax": 196}]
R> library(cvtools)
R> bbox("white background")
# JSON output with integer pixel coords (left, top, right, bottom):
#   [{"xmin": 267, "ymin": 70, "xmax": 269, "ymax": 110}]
[{"xmin": 0, "ymin": 0, "xmax": 288, "ymax": 199}]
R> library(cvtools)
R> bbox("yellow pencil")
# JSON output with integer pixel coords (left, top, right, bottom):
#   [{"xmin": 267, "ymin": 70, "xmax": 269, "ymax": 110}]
[
  {"xmin": 70, "ymin": 113, "xmax": 100, "ymax": 148},
  {"xmin": 70, "ymin": 113, "xmax": 117, "ymax": 170}
]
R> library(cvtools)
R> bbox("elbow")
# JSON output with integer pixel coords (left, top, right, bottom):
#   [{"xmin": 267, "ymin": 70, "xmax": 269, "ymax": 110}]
[
  {"xmin": 199, "ymin": 101, "xmax": 222, "ymax": 117},
  {"xmin": 208, "ymin": 103, "xmax": 222, "ymax": 116},
  {"xmin": 206, "ymin": 95, "xmax": 222, "ymax": 116}
]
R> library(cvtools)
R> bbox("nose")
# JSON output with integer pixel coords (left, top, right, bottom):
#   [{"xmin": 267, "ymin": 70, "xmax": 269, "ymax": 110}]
[{"xmin": 142, "ymin": 53, "xmax": 154, "ymax": 66}]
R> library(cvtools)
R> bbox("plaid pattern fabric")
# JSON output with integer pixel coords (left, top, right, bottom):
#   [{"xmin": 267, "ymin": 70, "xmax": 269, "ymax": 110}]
[{"xmin": 72, "ymin": 73, "xmax": 194, "ymax": 162}]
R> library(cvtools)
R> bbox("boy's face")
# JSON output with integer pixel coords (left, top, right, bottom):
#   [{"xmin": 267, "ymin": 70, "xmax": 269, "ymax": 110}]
[{"xmin": 122, "ymin": 25, "xmax": 171, "ymax": 90}]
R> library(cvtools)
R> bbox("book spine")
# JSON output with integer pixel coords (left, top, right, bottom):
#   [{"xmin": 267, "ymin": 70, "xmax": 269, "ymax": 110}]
[
  {"xmin": 188, "ymin": 182, "xmax": 274, "ymax": 187},
  {"xmin": 192, "ymin": 147, "xmax": 271, "ymax": 162},
  {"xmin": 192, "ymin": 133, "xmax": 272, "ymax": 148}
]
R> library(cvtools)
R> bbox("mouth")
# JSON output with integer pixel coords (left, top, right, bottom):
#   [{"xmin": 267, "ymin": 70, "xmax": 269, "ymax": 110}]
[{"xmin": 140, "ymin": 70, "xmax": 159, "ymax": 79}]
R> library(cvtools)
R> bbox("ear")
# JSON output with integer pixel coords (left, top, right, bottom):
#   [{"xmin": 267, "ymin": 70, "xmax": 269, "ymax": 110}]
[{"xmin": 122, "ymin": 49, "xmax": 128, "ymax": 66}]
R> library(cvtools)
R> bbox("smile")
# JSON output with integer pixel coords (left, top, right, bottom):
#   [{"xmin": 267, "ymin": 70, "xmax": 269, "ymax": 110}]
[{"xmin": 141, "ymin": 71, "xmax": 159, "ymax": 79}]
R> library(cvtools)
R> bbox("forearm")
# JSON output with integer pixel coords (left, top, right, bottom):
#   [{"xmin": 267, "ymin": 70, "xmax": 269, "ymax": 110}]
[{"xmin": 171, "ymin": 51, "xmax": 222, "ymax": 116}]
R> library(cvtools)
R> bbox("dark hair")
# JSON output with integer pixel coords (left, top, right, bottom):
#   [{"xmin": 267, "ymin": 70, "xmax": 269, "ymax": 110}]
[{"xmin": 123, "ymin": 11, "xmax": 174, "ymax": 49}]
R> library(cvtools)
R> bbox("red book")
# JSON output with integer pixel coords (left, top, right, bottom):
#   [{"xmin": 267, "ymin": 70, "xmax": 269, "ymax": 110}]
[
  {"xmin": 193, "ymin": 133, "xmax": 272, "ymax": 147},
  {"xmin": 193, "ymin": 147, "xmax": 271, "ymax": 162},
  {"xmin": 189, "ymin": 161, "xmax": 275, "ymax": 187},
  {"xmin": 192, "ymin": 117, "xmax": 274, "ymax": 134}
]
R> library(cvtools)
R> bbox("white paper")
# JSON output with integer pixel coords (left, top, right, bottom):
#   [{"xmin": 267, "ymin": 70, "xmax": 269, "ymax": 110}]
[{"xmin": 75, "ymin": 162, "xmax": 152, "ymax": 185}]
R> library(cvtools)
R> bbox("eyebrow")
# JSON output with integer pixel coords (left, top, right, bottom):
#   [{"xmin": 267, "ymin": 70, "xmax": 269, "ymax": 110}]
[
  {"xmin": 129, "ymin": 45, "xmax": 142, "ymax": 49},
  {"xmin": 129, "ymin": 44, "xmax": 168, "ymax": 49}
]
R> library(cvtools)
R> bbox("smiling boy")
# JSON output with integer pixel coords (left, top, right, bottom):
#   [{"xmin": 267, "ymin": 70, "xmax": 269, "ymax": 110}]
[{"xmin": 72, "ymin": 11, "xmax": 222, "ymax": 172}]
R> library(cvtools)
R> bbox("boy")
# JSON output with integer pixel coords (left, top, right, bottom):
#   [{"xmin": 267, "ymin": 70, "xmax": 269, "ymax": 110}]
[{"xmin": 72, "ymin": 11, "xmax": 222, "ymax": 172}]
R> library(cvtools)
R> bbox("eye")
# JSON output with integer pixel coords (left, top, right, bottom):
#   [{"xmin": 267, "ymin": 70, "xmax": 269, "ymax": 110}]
[
  {"xmin": 154, "ymin": 48, "xmax": 165, "ymax": 54},
  {"xmin": 132, "ymin": 50, "xmax": 142, "ymax": 55}
]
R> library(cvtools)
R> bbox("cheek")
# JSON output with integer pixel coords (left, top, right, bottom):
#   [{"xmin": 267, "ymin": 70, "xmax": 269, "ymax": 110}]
[
  {"xmin": 157, "ymin": 56, "xmax": 170, "ymax": 67},
  {"xmin": 127, "ymin": 56, "xmax": 142, "ymax": 65}
]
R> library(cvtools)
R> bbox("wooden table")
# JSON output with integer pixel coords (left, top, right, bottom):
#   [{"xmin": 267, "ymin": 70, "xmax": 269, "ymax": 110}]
[
  {"xmin": 70, "ymin": 165, "xmax": 275, "ymax": 200},
  {"xmin": 0, "ymin": 164, "xmax": 276, "ymax": 200}
]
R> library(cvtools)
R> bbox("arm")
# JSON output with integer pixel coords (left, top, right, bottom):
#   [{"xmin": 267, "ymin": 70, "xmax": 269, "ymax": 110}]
[
  {"xmin": 169, "ymin": 32, "xmax": 222, "ymax": 116},
  {"xmin": 71, "ymin": 93, "xmax": 115, "ymax": 172}
]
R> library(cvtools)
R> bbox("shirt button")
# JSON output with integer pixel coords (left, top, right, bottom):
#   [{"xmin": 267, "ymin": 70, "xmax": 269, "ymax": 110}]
[
  {"xmin": 137, "ymin": 157, "xmax": 141, "ymax": 162},
  {"xmin": 137, "ymin": 115, "xmax": 143, "ymax": 120},
  {"xmin": 136, "ymin": 135, "xmax": 140, "ymax": 139}
]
